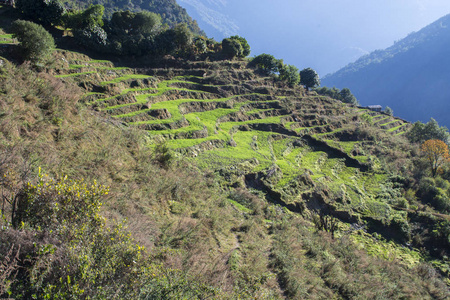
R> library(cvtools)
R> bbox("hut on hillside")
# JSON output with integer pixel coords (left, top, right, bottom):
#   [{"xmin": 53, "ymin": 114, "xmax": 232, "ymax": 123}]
[{"xmin": 367, "ymin": 105, "xmax": 382, "ymax": 112}]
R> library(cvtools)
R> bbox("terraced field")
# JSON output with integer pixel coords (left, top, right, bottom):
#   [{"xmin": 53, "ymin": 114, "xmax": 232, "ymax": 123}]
[{"xmin": 55, "ymin": 50, "xmax": 412, "ymax": 225}]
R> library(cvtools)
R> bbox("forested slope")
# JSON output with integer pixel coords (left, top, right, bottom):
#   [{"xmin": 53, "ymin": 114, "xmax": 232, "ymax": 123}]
[
  {"xmin": 322, "ymin": 13, "xmax": 450, "ymax": 128},
  {"xmin": 62, "ymin": 0, "xmax": 205, "ymax": 35}
]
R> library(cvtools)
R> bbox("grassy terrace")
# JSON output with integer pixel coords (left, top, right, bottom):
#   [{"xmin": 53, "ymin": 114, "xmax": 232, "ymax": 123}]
[{"xmin": 53, "ymin": 54, "xmax": 407, "ymax": 220}]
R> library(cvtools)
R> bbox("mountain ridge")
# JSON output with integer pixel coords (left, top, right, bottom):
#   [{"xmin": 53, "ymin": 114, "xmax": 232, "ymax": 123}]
[{"xmin": 322, "ymin": 13, "xmax": 450, "ymax": 128}]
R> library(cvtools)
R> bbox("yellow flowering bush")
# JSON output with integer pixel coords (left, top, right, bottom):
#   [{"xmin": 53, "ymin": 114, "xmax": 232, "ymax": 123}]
[{"xmin": 15, "ymin": 167, "xmax": 109, "ymax": 231}]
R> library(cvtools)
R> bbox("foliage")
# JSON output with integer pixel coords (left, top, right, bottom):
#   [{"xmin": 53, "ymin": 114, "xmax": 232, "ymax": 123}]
[
  {"xmin": 421, "ymin": 139, "xmax": 450, "ymax": 177},
  {"xmin": 105, "ymin": 10, "xmax": 161, "ymax": 55},
  {"xmin": 15, "ymin": 0, "xmax": 65, "ymax": 26},
  {"xmin": 278, "ymin": 62, "xmax": 299, "ymax": 86},
  {"xmin": 315, "ymin": 86, "xmax": 359, "ymax": 105},
  {"xmin": 173, "ymin": 23, "xmax": 193, "ymax": 53},
  {"xmin": 249, "ymin": 53, "xmax": 279, "ymax": 75},
  {"xmin": 339, "ymin": 88, "xmax": 358, "ymax": 105},
  {"xmin": 11, "ymin": 20, "xmax": 55, "ymax": 62},
  {"xmin": 299, "ymin": 67, "xmax": 320, "ymax": 90},
  {"xmin": 384, "ymin": 106, "xmax": 393, "ymax": 116},
  {"xmin": 64, "ymin": 4, "xmax": 105, "ymax": 29},
  {"xmin": 0, "ymin": 170, "xmax": 221, "ymax": 299},
  {"xmin": 221, "ymin": 37, "xmax": 243, "ymax": 59},
  {"xmin": 407, "ymin": 118, "xmax": 450, "ymax": 144},
  {"xmin": 229, "ymin": 35, "xmax": 250, "ymax": 57},
  {"xmin": 221, "ymin": 35, "xmax": 250, "ymax": 58},
  {"xmin": 74, "ymin": 25, "xmax": 108, "ymax": 50},
  {"xmin": 108, "ymin": 10, "xmax": 161, "ymax": 36}
]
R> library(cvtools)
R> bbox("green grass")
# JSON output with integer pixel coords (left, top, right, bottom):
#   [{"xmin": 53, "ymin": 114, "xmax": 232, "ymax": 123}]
[
  {"xmin": 55, "ymin": 71, "xmax": 97, "ymax": 78},
  {"xmin": 387, "ymin": 123, "xmax": 407, "ymax": 132},
  {"xmin": 228, "ymin": 199, "xmax": 252, "ymax": 213},
  {"xmin": 351, "ymin": 230, "xmax": 423, "ymax": 267},
  {"xmin": 100, "ymin": 74, "xmax": 151, "ymax": 85},
  {"xmin": 86, "ymin": 59, "xmax": 112, "ymax": 64}
]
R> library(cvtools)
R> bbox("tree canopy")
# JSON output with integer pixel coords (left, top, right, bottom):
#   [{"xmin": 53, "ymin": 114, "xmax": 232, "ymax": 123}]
[
  {"xmin": 300, "ymin": 67, "xmax": 320, "ymax": 90},
  {"xmin": 250, "ymin": 53, "xmax": 279, "ymax": 75},
  {"xmin": 421, "ymin": 139, "xmax": 450, "ymax": 177},
  {"xmin": 407, "ymin": 118, "xmax": 450, "ymax": 145},
  {"xmin": 221, "ymin": 36, "xmax": 250, "ymax": 59},
  {"xmin": 15, "ymin": 0, "xmax": 65, "ymax": 26},
  {"xmin": 229, "ymin": 35, "xmax": 250, "ymax": 57},
  {"xmin": 315, "ymin": 86, "xmax": 358, "ymax": 105},
  {"xmin": 221, "ymin": 38, "xmax": 243, "ymax": 59},
  {"xmin": 278, "ymin": 63, "xmax": 300, "ymax": 87}
]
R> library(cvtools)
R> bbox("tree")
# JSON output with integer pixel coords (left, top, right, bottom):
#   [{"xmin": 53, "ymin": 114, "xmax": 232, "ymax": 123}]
[
  {"xmin": 15, "ymin": 0, "xmax": 65, "ymax": 26},
  {"xmin": 407, "ymin": 118, "xmax": 450, "ymax": 145},
  {"xmin": 109, "ymin": 11, "xmax": 161, "ymax": 36},
  {"xmin": 193, "ymin": 37, "xmax": 207, "ymax": 54},
  {"xmin": 339, "ymin": 88, "xmax": 358, "ymax": 105},
  {"xmin": 250, "ymin": 53, "xmax": 279, "ymax": 75},
  {"xmin": 221, "ymin": 38, "xmax": 243, "ymax": 59},
  {"xmin": 174, "ymin": 23, "xmax": 193, "ymax": 51},
  {"xmin": 229, "ymin": 35, "xmax": 250, "ymax": 57},
  {"xmin": 65, "ymin": 4, "xmax": 105, "ymax": 30},
  {"xmin": 385, "ymin": 106, "xmax": 393, "ymax": 116},
  {"xmin": 11, "ymin": 20, "xmax": 55, "ymax": 62},
  {"xmin": 221, "ymin": 35, "xmax": 250, "ymax": 59},
  {"xmin": 421, "ymin": 139, "xmax": 450, "ymax": 177},
  {"xmin": 299, "ymin": 67, "xmax": 320, "ymax": 90},
  {"xmin": 278, "ymin": 63, "xmax": 300, "ymax": 87}
]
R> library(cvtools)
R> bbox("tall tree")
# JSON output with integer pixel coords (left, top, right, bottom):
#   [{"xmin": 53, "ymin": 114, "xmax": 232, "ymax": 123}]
[{"xmin": 421, "ymin": 139, "xmax": 450, "ymax": 177}]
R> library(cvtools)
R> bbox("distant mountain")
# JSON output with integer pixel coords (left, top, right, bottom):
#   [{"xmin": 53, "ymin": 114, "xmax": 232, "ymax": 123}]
[
  {"xmin": 322, "ymin": 14, "xmax": 450, "ymax": 128},
  {"xmin": 177, "ymin": 0, "xmax": 238, "ymax": 39},
  {"xmin": 63, "ymin": 0, "xmax": 205, "ymax": 35}
]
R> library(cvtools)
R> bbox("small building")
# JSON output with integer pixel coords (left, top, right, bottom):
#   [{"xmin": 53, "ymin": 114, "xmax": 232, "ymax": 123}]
[{"xmin": 367, "ymin": 105, "xmax": 382, "ymax": 112}]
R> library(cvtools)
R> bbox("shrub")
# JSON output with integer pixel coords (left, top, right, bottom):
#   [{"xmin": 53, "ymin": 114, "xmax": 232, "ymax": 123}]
[{"xmin": 11, "ymin": 20, "xmax": 55, "ymax": 62}]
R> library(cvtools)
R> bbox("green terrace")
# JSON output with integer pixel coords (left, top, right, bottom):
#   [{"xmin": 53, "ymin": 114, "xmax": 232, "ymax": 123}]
[{"xmin": 52, "ymin": 54, "xmax": 409, "ymax": 225}]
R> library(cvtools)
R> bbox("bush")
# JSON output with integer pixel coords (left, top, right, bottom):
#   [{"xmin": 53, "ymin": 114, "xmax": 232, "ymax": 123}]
[
  {"xmin": 11, "ymin": 20, "xmax": 55, "ymax": 62},
  {"xmin": 1, "ymin": 170, "xmax": 220, "ymax": 299}
]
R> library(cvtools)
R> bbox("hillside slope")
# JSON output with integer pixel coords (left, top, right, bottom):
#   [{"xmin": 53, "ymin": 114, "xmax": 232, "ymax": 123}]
[
  {"xmin": 63, "ymin": 0, "xmax": 205, "ymax": 35},
  {"xmin": 1, "ymin": 5, "xmax": 450, "ymax": 298},
  {"xmin": 322, "ymin": 13, "xmax": 450, "ymax": 128}
]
